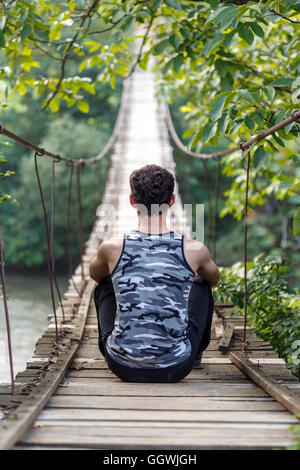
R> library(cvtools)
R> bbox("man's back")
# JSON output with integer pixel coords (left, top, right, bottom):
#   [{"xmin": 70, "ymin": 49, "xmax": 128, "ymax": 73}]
[{"xmin": 105, "ymin": 230, "xmax": 195, "ymax": 369}]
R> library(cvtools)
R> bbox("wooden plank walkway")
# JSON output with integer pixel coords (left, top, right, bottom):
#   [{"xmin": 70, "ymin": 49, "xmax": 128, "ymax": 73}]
[
  {"xmin": 0, "ymin": 61, "xmax": 299, "ymax": 450},
  {"xmin": 13, "ymin": 302, "xmax": 299, "ymax": 450}
]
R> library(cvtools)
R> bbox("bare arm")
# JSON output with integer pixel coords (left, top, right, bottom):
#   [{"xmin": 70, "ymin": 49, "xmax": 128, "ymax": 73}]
[
  {"xmin": 89, "ymin": 241, "xmax": 110, "ymax": 283},
  {"xmin": 197, "ymin": 245, "xmax": 220, "ymax": 287}
]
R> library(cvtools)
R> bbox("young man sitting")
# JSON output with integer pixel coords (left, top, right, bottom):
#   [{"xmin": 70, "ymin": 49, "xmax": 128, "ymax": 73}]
[{"xmin": 89, "ymin": 164, "xmax": 220, "ymax": 383}]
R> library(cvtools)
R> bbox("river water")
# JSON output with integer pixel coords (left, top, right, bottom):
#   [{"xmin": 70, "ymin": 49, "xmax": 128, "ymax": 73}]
[{"xmin": 0, "ymin": 271, "xmax": 67, "ymax": 383}]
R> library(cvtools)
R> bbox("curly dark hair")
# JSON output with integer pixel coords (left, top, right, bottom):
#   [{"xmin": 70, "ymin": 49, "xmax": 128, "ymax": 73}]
[{"xmin": 129, "ymin": 164, "xmax": 175, "ymax": 215}]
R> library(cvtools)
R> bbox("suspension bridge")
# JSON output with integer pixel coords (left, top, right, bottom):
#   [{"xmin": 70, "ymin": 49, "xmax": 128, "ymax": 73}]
[{"xmin": 0, "ymin": 63, "xmax": 300, "ymax": 450}]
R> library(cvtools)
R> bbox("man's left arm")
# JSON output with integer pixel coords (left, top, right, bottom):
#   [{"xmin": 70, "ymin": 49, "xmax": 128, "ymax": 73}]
[{"xmin": 89, "ymin": 241, "xmax": 110, "ymax": 283}]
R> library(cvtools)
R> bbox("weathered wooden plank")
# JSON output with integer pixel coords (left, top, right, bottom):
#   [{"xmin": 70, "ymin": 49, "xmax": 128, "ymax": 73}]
[
  {"xmin": 65, "ymin": 367, "xmax": 247, "ymax": 380},
  {"xmin": 47, "ymin": 395, "xmax": 283, "ymax": 411},
  {"xmin": 29, "ymin": 420, "xmax": 296, "ymax": 431},
  {"xmin": 16, "ymin": 426, "xmax": 294, "ymax": 449},
  {"xmin": 230, "ymin": 352, "xmax": 300, "ymax": 416},
  {"xmin": 74, "ymin": 346, "xmax": 278, "ymax": 358},
  {"xmin": 0, "ymin": 279, "xmax": 95, "ymax": 450},
  {"xmin": 55, "ymin": 385, "xmax": 269, "ymax": 397},
  {"xmin": 37, "ymin": 408, "xmax": 297, "ymax": 423},
  {"xmin": 218, "ymin": 325, "xmax": 234, "ymax": 352}
]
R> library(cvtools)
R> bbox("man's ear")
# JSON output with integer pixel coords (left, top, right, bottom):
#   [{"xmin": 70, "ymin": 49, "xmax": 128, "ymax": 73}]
[
  {"xmin": 129, "ymin": 193, "xmax": 136, "ymax": 208},
  {"xmin": 168, "ymin": 194, "xmax": 175, "ymax": 208}
]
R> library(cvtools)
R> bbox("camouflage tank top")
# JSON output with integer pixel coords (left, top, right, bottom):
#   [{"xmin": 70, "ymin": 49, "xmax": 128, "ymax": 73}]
[{"xmin": 105, "ymin": 229, "xmax": 195, "ymax": 368}]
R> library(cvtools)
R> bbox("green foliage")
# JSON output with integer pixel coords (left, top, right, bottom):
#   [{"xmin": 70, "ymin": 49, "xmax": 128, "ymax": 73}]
[
  {"xmin": 214, "ymin": 255, "xmax": 300, "ymax": 379},
  {"xmin": 0, "ymin": 0, "xmax": 298, "ymax": 151},
  {"xmin": 288, "ymin": 422, "xmax": 300, "ymax": 450},
  {"xmin": 1, "ymin": 116, "xmax": 111, "ymax": 267},
  {"xmin": 0, "ymin": 144, "xmax": 16, "ymax": 204}
]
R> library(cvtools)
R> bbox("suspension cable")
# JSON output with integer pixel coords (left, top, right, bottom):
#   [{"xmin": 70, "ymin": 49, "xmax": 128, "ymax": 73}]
[
  {"xmin": 213, "ymin": 159, "xmax": 221, "ymax": 263},
  {"xmin": 201, "ymin": 160, "xmax": 212, "ymax": 252},
  {"xmin": 165, "ymin": 106, "xmax": 300, "ymax": 160},
  {"xmin": 0, "ymin": 81, "xmax": 128, "ymax": 166},
  {"xmin": 66, "ymin": 165, "xmax": 80, "ymax": 296},
  {"xmin": 0, "ymin": 225, "xmax": 15, "ymax": 395},
  {"xmin": 76, "ymin": 163, "xmax": 85, "ymax": 281},
  {"xmin": 243, "ymin": 151, "xmax": 251, "ymax": 346},
  {"xmin": 50, "ymin": 160, "xmax": 65, "ymax": 323},
  {"xmin": 34, "ymin": 152, "xmax": 58, "ymax": 341}
]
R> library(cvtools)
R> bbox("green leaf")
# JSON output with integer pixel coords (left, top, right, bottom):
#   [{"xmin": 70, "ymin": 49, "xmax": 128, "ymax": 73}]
[
  {"xmin": 271, "ymin": 78, "xmax": 294, "ymax": 87},
  {"xmin": 229, "ymin": 119, "xmax": 243, "ymax": 136},
  {"xmin": 293, "ymin": 207, "xmax": 300, "ymax": 236},
  {"xmin": 172, "ymin": 53, "xmax": 184, "ymax": 73},
  {"xmin": 208, "ymin": 0, "xmax": 220, "ymax": 7},
  {"xmin": 0, "ymin": 15, "xmax": 6, "ymax": 30},
  {"xmin": 236, "ymin": 90, "xmax": 254, "ymax": 103},
  {"xmin": 165, "ymin": 0, "xmax": 181, "ymax": 9},
  {"xmin": 223, "ymin": 31, "xmax": 236, "ymax": 49},
  {"xmin": 169, "ymin": 33, "xmax": 181, "ymax": 50},
  {"xmin": 214, "ymin": 59, "xmax": 228, "ymax": 78},
  {"xmin": 218, "ymin": 7, "xmax": 239, "ymax": 30},
  {"xmin": 77, "ymin": 100, "xmax": 89, "ymax": 113},
  {"xmin": 206, "ymin": 6, "xmax": 233, "ymax": 26},
  {"xmin": 182, "ymin": 128, "xmax": 194, "ymax": 139},
  {"xmin": 162, "ymin": 57, "xmax": 173, "ymax": 75},
  {"xmin": 203, "ymin": 34, "xmax": 224, "ymax": 57},
  {"xmin": 149, "ymin": 0, "xmax": 161, "ymax": 12},
  {"xmin": 264, "ymin": 86, "xmax": 275, "ymax": 103},
  {"xmin": 179, "ymin": 27, "xmax": 191, "ymax": 40},
  {"xmin": 0, "ymin": 30, "xmax": 5, "ymax": 48},
  {"xmin": 49, "ymin": 97, "xmax": 59, "ymax": 113},
  {"xmin": 153, "ymin": 39, "xmax": 169, "ymax": 55},
  {"xmin": 122, "ymin": 16, "xmax": 135, "ymax": 32},
  {"xmin": 272, "ymin": 133, "xmax": 285, "ymax": 147},
  {"xmin": 248, "ymin": 22, "xmax": 264, "ymax": 38},
  {"xmin": 237, "ymin": 23, "xmax": 254, "ymax": 46},
  {"xmin": 218, "ymin": 111, "xmax": 230, "ymax": 134},
  {"xmin": 244, "ymin": 116, "xmax": 255, "ymax": 130},
  {"xmin": 252, "ymin": 110, "xmax": 263, "ymax": 127},
  {"xmin": 21, "ymin": 23, "xmax": 32, "ymax": 40},
  {"xmin": 209, "ymin": 94, "xmax": 228, "ymax": 122},
  {"xmin": 202, "ymin": 121, "xmax": 217, "ymax": 143},
  {"xmin": 253, "ymin": 145, "xmax": 266, "ymax": 169}
]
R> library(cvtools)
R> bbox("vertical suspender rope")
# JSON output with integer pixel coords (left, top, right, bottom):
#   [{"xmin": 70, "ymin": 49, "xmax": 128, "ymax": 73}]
[
  {"xmin": 76, "ymin": 163, "xmax": 84, "ymax": 281},
  {"xmin": 34, "ymin": 152, "xmax": 58, "ymax": 341},
  {"xmin": 50, "ymin": 159, "xmax": 65, "ymax": 323},
  {"xmin": 66, "ymin": 164, "xmax": 80, "ymax": 296},
  {"xmin": 185, "ymin": 155, "xmax": 191, "ymax": 203},
  {"xmin": 243, "ymin": 150, "xmax": 251, "ymax": 345},
  {"xmin": 201, "ymin": 160, "xmax": 212, "ymax": 252},
  {"xmin": 0, "ymin": 225, "xmax": 15, "ymax": 395},
  {"xmin": 213, "ymin": 159, "xmax": 221, "ymax": 263}
]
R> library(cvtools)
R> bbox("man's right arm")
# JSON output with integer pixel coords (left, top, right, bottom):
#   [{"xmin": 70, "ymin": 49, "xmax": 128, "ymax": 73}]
[{"xmin": 196, "ymin": 244, "xmax": 220, "ymax": 287}]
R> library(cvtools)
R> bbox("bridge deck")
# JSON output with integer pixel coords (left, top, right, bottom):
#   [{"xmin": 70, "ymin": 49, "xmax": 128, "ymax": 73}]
[{"xmin": 13, "ymin": 300, "xmax": 299, "ymax": 450}]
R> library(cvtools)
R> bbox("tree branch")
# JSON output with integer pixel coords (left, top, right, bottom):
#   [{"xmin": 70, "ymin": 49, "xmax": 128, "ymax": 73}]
[
  {"xmin": 87, "ymin": 15, "xmax": 126, "ymax": 35},
  {"xmin": 126, "ymin": 15, "xmax": 155, "ymax": 79},
  {"xmin": 41, "ymin": 0, "xmax": 100, "ymax": 111},
  {"xmin": 268, "ymin": 8, "xmax": 300, "ymax": 24}
]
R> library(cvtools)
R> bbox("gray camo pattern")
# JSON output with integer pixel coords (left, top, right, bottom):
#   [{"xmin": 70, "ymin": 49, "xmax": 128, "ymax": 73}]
[{"xmin": 106, "ymin": 230, "xmax": 195, "ymax": 368}]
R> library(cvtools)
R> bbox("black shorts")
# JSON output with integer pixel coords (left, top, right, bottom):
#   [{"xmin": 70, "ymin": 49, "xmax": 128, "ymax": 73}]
[{"xmin": 94, "ymin": 276, "xmax": 214, "ymax": 383}]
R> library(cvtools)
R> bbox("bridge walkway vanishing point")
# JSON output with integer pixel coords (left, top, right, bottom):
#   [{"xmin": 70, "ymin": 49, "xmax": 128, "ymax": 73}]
[{"xmin": 0, "ymin": 66, "xmax": 300, "ymax": 450}]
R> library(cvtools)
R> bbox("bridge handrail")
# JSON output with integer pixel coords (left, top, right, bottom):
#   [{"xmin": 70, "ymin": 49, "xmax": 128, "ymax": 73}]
[{"xmin": 165, "ymin": 104, "xmax": 300, "ymax": 159}]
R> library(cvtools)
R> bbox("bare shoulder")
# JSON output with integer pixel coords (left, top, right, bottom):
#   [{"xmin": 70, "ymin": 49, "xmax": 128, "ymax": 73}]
[
  {"xmin": 97, "ymin": 237, "xmax": 124, "ymax": 258},
  {"xmin": 184, "ymin": 237, "xmax": 210, "ymax": 259}
]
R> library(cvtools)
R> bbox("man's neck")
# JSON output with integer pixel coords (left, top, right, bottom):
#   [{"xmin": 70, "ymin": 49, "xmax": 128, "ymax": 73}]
[{"xmin": 137, "ymin": 215, "xmax": 170, "ymax": 234}]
